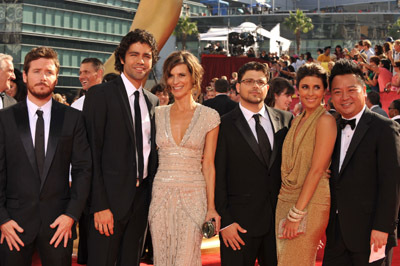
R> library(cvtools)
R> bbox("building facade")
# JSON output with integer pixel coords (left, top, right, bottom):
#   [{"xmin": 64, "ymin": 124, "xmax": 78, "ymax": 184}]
[{"xmin": 0, "ymin": 0, "xmax": 138, "ymax": 97}]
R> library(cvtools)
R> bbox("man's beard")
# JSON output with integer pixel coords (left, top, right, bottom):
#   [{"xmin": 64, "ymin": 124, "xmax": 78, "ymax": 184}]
[{"xmin": 27, "ymin": 82, "xmax": 54, "ymax": 99}]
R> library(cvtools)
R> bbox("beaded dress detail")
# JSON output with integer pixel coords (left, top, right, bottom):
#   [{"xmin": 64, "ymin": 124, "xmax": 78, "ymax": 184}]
[{"xmin": 149, "ymin": 104, "xmax": 220, "ymax": 266}]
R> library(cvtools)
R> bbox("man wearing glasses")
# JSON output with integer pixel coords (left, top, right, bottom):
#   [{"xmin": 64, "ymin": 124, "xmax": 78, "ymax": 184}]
[{"xmin": 215, "ymin": 61, "xmax": 293, "ymax": 266}]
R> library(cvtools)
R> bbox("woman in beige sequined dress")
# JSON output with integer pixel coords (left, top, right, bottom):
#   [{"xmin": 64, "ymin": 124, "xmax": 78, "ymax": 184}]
[
  {"xmin": 148, "ymin": 51, "xmax": 221, "ymax": 266},
  {"xmin": 275, "ymin": 64, "xmax": 337, "ymax": 265}
]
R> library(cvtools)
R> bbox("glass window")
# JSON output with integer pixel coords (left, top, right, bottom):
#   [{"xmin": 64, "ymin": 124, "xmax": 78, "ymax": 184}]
[
  {"xmin": 23, "ymin": 7, "xmax": 34, "ymax": 24},
  {"xmin": 55, "ymin": 11, "xmax": 62, "ymax": 27},
  {"xmin": 72, "ymin": 13, "xmax": 80, "ymax": 29}
]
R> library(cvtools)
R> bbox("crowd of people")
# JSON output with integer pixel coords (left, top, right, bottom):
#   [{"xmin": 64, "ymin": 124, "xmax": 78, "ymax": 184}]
[{"xmin": 0, "ymin": 28, "xmax": 399, "ymax": 266}]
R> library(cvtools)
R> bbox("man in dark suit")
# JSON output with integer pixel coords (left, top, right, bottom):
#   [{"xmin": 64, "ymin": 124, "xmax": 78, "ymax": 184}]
[
  {"xmin": 366, "ymin": 91, "xmax": 388, "ymax": 118},
  {"xmin": 84, "ymin": 29, "xmax": 159, "ymax": 266},
  {"xmin": 203, "ymin": 79, "xmax": 237, "ymax": 116},
  {"xmin": 70, "ymin": 58, "xmax": 104, "ymax": 265},
  {"xmin": 323, "ymin": 59, "xmax": 400, "ymax": 266},
  {"xmin": 388, "ymin": 99, "xmax": 400, "ymax": 124},
  {"xmin": 0, "ymin": 47, "xmax": 91, "ymax": 266},
  {"xmin": 215, "ymin": 61, "xmax": 292, "ymax": 266},
  {"xmin": 0, "ymin": 53, "xmax": 17, "ymax": 108}
]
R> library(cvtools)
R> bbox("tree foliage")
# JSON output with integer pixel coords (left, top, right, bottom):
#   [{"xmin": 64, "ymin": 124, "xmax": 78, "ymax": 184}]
[
  {"xmin": 388, "ymin": 18, "xmax": 400, "ymax": 40},
  {"xmin": 173, "ymin": 16, "xmax": 198, "ymax": 50},
  {"xmin": 283, "ymin": 9, "xmax": 314, "ymax": 54}
]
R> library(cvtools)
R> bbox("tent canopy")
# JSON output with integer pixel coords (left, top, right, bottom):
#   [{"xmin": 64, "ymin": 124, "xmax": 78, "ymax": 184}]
[{"xmin": 199, "ymin": 22, "xmax": 291, "ymax": 54}]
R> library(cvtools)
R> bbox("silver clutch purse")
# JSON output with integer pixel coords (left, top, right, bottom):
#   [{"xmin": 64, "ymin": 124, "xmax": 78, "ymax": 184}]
[{"xmin": 202, "ymin": 218, "xmax": 216, "ymax": 238}]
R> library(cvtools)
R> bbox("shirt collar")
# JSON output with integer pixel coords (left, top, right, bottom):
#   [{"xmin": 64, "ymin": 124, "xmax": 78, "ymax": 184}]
[
  {"xmin": 121, "ymin": 73, "xmax": 143, "ymax": 97},
  {"xmin": 341, "ymin": 105, "xmax": 366, "ymax": 129},
  {"xmin": 26, "ymin": 97, "xmax": 52, "ymax": 119},
  {"xmin": 392, "ymin": 115, "xmax": 400, "ymax": 121},
  {"xmin": 239, "ymin": 102, "xmax": 268, "ymax": 122}
]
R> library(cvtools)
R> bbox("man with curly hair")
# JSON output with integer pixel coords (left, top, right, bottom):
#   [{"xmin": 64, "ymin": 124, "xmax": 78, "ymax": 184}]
[{"xmin": 83, "ymin": 29, "xmax": 159, "ymax": 266}]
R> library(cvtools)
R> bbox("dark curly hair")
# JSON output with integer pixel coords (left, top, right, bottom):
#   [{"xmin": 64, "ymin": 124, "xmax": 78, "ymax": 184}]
[
  {"xmin": 114, "ymin": 29, "xmax": 159, "ymax": 73},
  {"xmin": 329, "ymin": 59, "xmax": 364, "ymax": 89}
]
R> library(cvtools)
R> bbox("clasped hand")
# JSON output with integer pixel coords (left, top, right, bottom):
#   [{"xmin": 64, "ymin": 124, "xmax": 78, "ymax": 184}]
[
  {"xmin": 279, "ymin": 219, "xmax": 303, "ymax": 240},
  {"xmin": 205, "ymin": 209, "xmax": 221, "ymax": 234}
]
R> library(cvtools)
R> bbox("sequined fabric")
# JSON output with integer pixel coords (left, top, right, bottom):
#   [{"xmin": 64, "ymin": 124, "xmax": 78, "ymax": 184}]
[
  {"xmin": 276, "ymin": 106, "xmax": 331, "ymax": 266},
  {"xmin": 149, "ymin": 104, "xmax": 220, "ymax": 266}
]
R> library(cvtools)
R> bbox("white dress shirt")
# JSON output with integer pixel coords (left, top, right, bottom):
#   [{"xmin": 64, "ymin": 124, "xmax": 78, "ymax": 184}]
[
  {"xmin": 392, "ymin": 115, "xmax": 400, "ymax": 121},
  {"xmin": 339, "ymin": 105, "xmax": 366, "ymax": 171},
  {"xmin": 220, "ymin": 103, "xmax": 275, "ymax": 232},
  {"xmin": 27, "ymin": 97, "xmax": 52, "ymax": 155},
  {"xmin": 365, "ymin": 48, "xmax": 375, "ymax": 63},
  {"xmin": 121, "ymin": 73, "xmax": 151, "ymax": 179},
  {"xmin": 239, "ymin": 102, "xmax": 274, "ymax": 149},
  {"xmin": 71, "ymin": 95, "xmax": 85, "ymax": 111},
  {"xmin": 393, "ymin": 51, "xmax": 400, "ymax": 75}
]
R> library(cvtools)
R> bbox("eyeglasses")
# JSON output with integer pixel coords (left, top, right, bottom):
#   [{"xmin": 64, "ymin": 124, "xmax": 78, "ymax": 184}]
[{"xmin": 240, "ymin": 79, "xmax": 267, "ymax": 87}]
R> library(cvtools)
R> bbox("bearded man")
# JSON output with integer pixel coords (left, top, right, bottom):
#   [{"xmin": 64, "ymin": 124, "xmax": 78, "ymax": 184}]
[{"xmin": 0, "ymin": 47, "xmax": 91, "ymax": 266}]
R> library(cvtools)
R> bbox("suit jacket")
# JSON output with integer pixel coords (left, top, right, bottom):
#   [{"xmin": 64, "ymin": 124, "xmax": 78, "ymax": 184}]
[
  {"xmin": 0, "ymin": 100, "xmax": 92, "ymax": 244},
  {"xmin": 327, "ymin": 108, "xmax": 400, "ymax": 252},
  {"xmin": 394, "ymin": 118, "xmax": 400, "ymax": 124},
  {"xmin": 370, "ymin": 105, "xmax": 388, "ymax": 118},
  {"xmin": 3, "ymin": 94, "xmax": 16, "ymax": 108},
  {"xmin": 203, "ymin": 94, "xmax": 237, "ymax": 117},
  {"xmin": 215, "ymin": 105, "xmax": 292, "ymax": 237},
  {"xmin": 83, "ymin": 76, "xmax": 158, "ymax": 220}
]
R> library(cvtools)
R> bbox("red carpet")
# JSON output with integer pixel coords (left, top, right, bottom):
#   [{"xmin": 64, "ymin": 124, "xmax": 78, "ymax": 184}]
[{"xmin": 31, "ymin": 241, "xmax": 400, "ymax": 265}]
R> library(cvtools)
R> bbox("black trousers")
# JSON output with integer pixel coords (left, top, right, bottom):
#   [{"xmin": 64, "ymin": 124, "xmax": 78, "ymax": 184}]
[
  {"xmin": 323, "ymin": 218, "xmax": 393, "ymax": 266},
  {"xmin": 77, "ymin": 212, "xmax": 90, "ymax": 264},
  {"xmin": 219, "ymin": 226, "xmax": 277, "ymax": 266},
  {"xmin": 87, "ymin": 180, "xmax": 150, "ymax": 266},
  {"xmin": 0, "ymin": 222, "xmax": 73, "ymax": 266}
]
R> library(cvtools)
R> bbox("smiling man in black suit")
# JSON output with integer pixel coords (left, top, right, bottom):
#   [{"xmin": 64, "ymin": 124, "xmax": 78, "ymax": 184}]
[
  {"xmin": 0, "ymin": 47, "xmax": 92, "ymax": 266},
  {"xmin": 84, "ymin": 29, "xmax": 159, "ymax": 266},
  {"xmin": 323, "ymin": 59, "xmax": 400, "ymax": 266}
]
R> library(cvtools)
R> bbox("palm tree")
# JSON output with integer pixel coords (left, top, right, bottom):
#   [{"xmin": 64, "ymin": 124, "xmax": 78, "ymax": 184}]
[
  {"xmin": 388, "ymin": 18, "xmax": 400, "ymax": 40},
  {"xmin": 173, "ymin": 16, "xmax": 198, "ymax": 50},
  {"xmin": 283, "ymin": 9, "xmax": 314, "ymax": 54}
]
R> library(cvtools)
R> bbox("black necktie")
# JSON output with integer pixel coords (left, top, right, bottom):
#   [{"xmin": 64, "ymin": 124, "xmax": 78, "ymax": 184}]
[
  {"xmin": 339, "ymin": 118, "xmax": 356, "ymax": 130},
  {"xmin": 134, "ymin": 91, "xmax": 144, "ymax": 184},
  {"xmin": 253, "ymin": 114, "xmax": 272, "ymax": 166},
  {"xmin": 35, "ymin": 110, "xmax": 45, "ymax": 178}
]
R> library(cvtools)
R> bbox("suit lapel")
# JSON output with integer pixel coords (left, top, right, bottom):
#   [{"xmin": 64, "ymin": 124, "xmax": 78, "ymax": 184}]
[
  {"xmin": 40, "ymin": 100, "xmax": 65, "ymax": 190},
  {"xmin": 115, "ymin": 77, "xmax": 136, "ymax": 145},
  {"xmin": 14, "ymin": 102, "xmax": 40, "ymax": 180},
  {"xmin": 232, "ymin": 107, "xmax": 266, "ymax": 167},
  {"xmin": 332, "ymin": 122, "xmax": 342, "ymax": 179},
  {"xmin": 266, "ymin": 106, "xmax": 282, "ymax": 167},
  {"xmin": 339, "ymin": 110, "xmax": 371, "ymax": 176}
]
